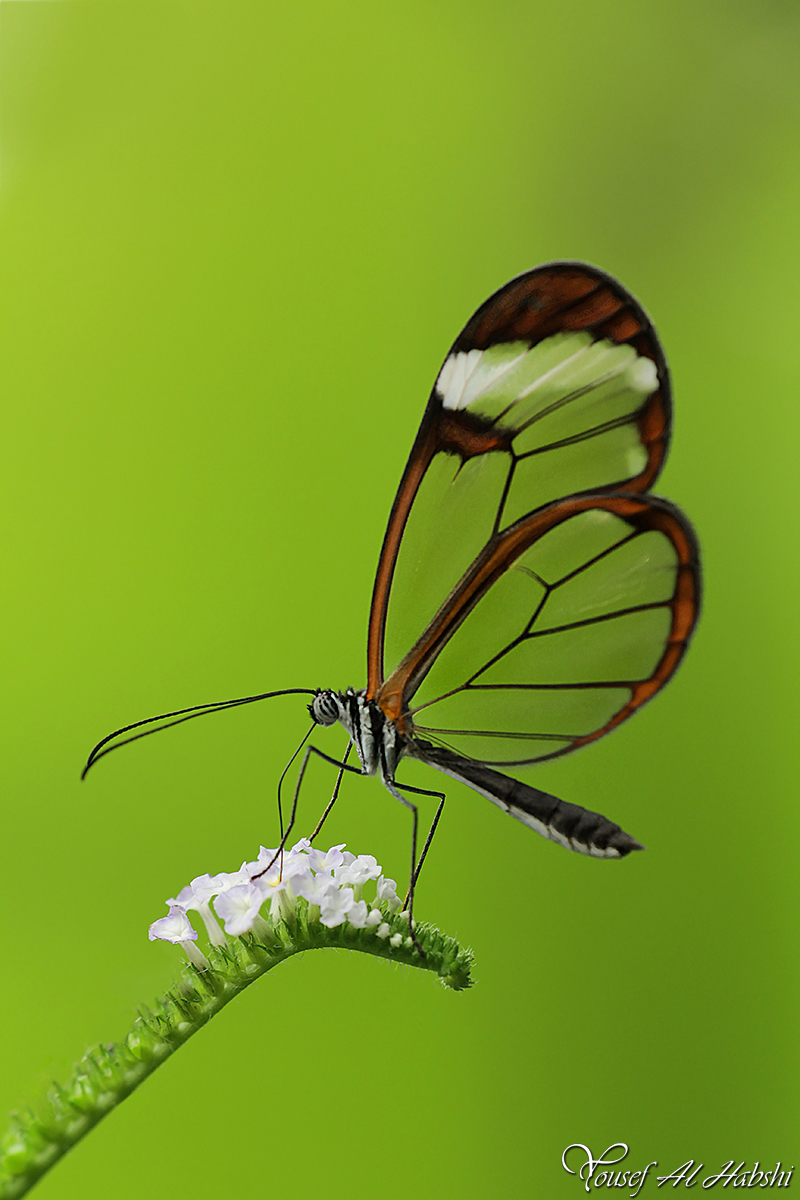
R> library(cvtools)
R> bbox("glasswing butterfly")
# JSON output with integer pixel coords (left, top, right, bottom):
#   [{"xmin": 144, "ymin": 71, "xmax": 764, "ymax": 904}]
[{"xmin": 84, "ymin": 262, "xmax": 701, "ymax": 936}]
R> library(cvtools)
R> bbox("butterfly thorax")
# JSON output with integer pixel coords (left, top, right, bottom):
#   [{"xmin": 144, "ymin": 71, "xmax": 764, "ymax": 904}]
[{"xmin": 309, "ymin": 688, "xmax": 402, "ymax": 780}]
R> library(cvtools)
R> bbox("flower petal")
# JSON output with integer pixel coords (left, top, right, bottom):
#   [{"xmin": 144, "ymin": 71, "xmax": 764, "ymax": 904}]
[{"xmin": 148, "ymin": 906, "xmax": 197, "ymax": 944}]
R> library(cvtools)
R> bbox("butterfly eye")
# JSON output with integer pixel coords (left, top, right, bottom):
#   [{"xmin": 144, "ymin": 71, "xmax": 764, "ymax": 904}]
[{"xmin": 310, "ymin": 691, "xmax": 340, "ymax": 726}]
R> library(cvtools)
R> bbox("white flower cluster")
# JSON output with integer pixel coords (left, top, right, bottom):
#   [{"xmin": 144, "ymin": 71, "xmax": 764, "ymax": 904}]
[{"xmin": 148, "ymin": 840, "xmax": 404, "ymax": 955}]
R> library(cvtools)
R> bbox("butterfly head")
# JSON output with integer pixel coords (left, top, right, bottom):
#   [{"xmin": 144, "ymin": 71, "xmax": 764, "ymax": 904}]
[{"xmin": 309, "ymin": 689, "xmax": 342, "ymax": 727}]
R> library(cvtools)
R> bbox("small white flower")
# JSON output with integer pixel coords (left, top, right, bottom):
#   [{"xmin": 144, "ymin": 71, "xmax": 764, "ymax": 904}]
[
  {"xmin": 389, "ymin": 933, "xmax": 403, "ymax": 948},
  {"xmin": 376, "ymin": 922, "xmax": 391, "ymax": 939},
  {"xmin": 251, "ymin": 856, "xmax": 292, "ymax": 895},
  {"xmin": 294, "ymin": 871, "xmax": 337, "ymax": 907},
  {"xmin": 347, "ymin": 900, "xmax": 368, "ymax": 928},
  {"xmin": 376, "ymin": 875, "xmax": 402, "ymax": 913},
  {"xmin": 168, "ymin": 872, "xmax": 235, "ymax": 946},
  {"xmin": 336, "ymin": 854, "xmax": 381, "ymax": 888},
  {"xmin": 319, "ymin": 886, "xmax": 355, "ymax": 928},
  {"xmin": 168, "ymin": 872, "xmax": 222, "ymax": 910},
  {"xmin": 246, "ymin": 846, "xmax": 276, "ymax": 874},
  {"xmin": 306, "ymin": 843, "xmax": 347, "ymax": 875},
  {"xmin": 213, "ymin": 882, "xmax": 266, "ymax": 936},
  {"xmin": 249, "ymin": 844, "xmax": 312, "ymax": 894},
  {"xmin": 148, "ymin": 906, "xmax": 197, "ymax": 944},
  {"xmin": 366, "ymin": 909, "xmax": 382, "ymax": 927}
]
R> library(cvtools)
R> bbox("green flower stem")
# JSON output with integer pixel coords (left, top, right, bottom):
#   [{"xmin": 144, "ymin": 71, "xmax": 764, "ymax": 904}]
[{"xmin": 0, "ymin": 903, "xmax": 473, "ymax": 1199}]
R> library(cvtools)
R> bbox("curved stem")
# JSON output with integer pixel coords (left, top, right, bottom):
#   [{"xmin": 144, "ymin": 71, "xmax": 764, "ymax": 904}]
[{"xmin": 0, "ymin": 904, "xmax": 473, "ymax": 1199}]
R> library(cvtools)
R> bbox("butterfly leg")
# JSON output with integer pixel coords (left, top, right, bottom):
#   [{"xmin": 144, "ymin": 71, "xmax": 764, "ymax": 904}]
[
  {"xmin": 274, "ymin": 724, "xmax": 315, "ymax": 861},
  {"xmin": 307, "ymin": 742, "xmax": 354, "ymax": 843},
  {"xmin": 385, "ymin": 777, "xmax": 449, "ymax": 957},
  {"xmin": 407, "ymin": 792, "xmax": 445, "ymax": 896},
  {"xmin": 380, "ymin": 777, "xmax": 424, "ymax": 956},
  {"xmin": 256, "ymin": 740, "xmax": 361, "ymax": 880},
  {"xmin": 393, "ymin": 781, "xmax": 445, "ymax": 916}
]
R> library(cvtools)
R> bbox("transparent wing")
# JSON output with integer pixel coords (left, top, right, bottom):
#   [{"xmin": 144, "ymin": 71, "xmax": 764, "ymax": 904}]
[
  {"xmin": 378, "ymin": 494, "xmax": 700, "ymax": 763},
  {"xmin": 367, "ymin": 262, "xmax": 671, "ymax": 696}
]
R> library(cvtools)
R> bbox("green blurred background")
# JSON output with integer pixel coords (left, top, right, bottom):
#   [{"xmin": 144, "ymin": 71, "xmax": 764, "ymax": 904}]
[{"xmin": 0, "ymin": 2, "xmax": 798, "ymax": 1196}]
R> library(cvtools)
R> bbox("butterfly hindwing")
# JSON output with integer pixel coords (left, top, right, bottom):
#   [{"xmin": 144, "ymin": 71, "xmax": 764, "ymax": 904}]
[{"xmin": 385, "ymin": 494, "xmax": 699, "ymax": 763}]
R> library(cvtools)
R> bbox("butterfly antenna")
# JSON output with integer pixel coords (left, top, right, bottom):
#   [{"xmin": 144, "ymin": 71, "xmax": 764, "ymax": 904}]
[{"xmin": 81, "ymin": 688, "xmax": 316, "ymax": 779}]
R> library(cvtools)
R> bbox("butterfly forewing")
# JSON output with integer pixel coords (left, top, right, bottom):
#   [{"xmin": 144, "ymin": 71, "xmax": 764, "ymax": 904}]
[{"xmin": 368, "ymin": 262, "xmax": 672, "ymax": 697}]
